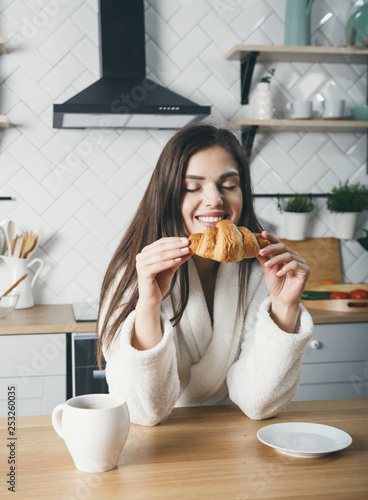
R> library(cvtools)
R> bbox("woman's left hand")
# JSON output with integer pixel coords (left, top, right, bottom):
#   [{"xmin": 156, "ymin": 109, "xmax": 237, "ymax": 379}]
[{"xmin": 256, "ymin": 231, "xmax": 310, "ymax": 332}]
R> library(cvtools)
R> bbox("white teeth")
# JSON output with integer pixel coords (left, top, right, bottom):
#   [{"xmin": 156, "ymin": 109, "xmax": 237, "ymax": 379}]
[{"xmin": 197, "ymin": 216, "xmax": 224, "ymax": 222}]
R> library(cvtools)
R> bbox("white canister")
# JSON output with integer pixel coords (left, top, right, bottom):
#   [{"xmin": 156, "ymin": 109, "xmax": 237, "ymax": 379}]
[
  {"xmin": 0, "ymin": 255, "xmax": 43, "ymax": 308},
  {"xmin": 253, "ymin": 82, "xmax": 273, "ymax": 120},
  {"xmin": 283, "ymin": 212, "xmax": 311, "ymax": 241},
  {"xmin": 334, "ymin": 212, "xmax": 359, "ymax": 240}
]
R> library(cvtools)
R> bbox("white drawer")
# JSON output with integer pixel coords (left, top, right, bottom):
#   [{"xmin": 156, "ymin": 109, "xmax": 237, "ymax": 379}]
[
  {"xmin": 301, "ymin": 361, "xmax": 367, "ymax": 385},
  {"xmin": 294, "ymin": 381, "xmax": 367, "ymax": 401},
  {"xmin": 0, "ymin": 376, "xmax": 44, "ymax": 400},
  {"xmin": 303, "ymin": 323, "xmax": 368, "ymax": 364},
  {"xmin": 0, "ymin": 334, "xmax": 66, "ymax": 378},
  {"xmin": 0, "ymin": 375, "xmax": 66, "ymax": 417}
]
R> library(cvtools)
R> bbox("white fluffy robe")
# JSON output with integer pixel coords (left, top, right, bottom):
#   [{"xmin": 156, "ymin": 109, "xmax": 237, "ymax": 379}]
[{"xmin": 102, "ymin": 260, "xmax": 313, "ymax": 426}]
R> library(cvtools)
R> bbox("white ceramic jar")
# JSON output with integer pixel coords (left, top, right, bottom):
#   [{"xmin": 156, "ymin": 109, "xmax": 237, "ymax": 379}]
[
  {"xmin": 253, "ymin": 82, "xmax": 273, "ymax": 119},
  {"xmin": 334, "ymin": 212, "xmax": 359, "ymax": 240},
  {"xmin": 283, "ymin": 212, "xmax": 311, "ymax": 241}
]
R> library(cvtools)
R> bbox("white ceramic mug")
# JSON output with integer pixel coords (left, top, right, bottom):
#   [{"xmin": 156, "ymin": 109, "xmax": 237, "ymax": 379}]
[
  {"xmin": 286, "ymin": 100, "xmax": 312, "ymax": 119},
  {"xmin": 52, "ymin": 394, "xmax": 130, "ymax": 473},
  {"xmin": 322, "ymin": 98, "xmax": 345, "ymax": 119}
]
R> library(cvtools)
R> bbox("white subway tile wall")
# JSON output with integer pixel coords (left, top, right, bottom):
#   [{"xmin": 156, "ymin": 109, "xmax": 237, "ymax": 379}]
[{"xmin": 0, "ymin": 0, "xmax": 367, "ymax": 305}]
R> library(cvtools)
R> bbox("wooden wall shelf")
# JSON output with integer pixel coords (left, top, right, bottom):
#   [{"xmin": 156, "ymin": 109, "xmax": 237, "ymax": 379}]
[
  {"xmin": 226, "ymin": 44, "xmax": 368, "ymax": 172},
  {"xmin": 228, "ymin": 118, "xmax": 368, "ymax": 133},
  {"xmin": 226, "ymin": 45, "xmax": 368, "ymax": 64}
]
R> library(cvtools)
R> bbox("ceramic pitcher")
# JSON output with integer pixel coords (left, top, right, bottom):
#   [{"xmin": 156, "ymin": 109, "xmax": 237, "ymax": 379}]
[
  {"xmin": 284, "ymin": 0, "xmax": 315, "ymax": 46},
  {"xmin": 0, "ymin": 255, "xmax": 44, "ymax": 309}
]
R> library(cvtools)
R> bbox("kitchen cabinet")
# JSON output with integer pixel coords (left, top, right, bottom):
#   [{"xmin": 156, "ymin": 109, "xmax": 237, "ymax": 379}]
[
  {"xmin": 293, "ymin": 322, "xmax": 368, "ymax": 401},
  {"xmin": 0, "ymin": 305, "xmax": 96, "ymax": 417},
  {"xmin": 225, "ymin": 45, "xmax": 368, "ymax": 164},
  {"xmin": 0, "ymin": 305, "xmax": 367, "ymax": 416},
  {"xmin": 0, "ymin": 333, "xmax": 66, "ymax": 417}
]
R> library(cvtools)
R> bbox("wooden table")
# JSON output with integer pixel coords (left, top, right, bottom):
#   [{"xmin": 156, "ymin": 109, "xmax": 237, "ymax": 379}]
[{"xmin": 0, "ymin": 400, "xmax": 367, "ymax": 499}]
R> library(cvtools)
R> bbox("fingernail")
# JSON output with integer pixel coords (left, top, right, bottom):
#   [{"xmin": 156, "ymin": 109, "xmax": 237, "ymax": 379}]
[
  {"xmin": 264, "ymin": 260, "xmax": 271, "ymax": 267},
  {"xmin": 181, "ymin": 247, "xmax": 189, "ymax": 253},
  {"xmin": 276, "ymin": 269, "xmax": 283, "ymax": 276},
  {"xmin": 175, "ymin": 257, "xmax": 182, "ymax": 262},
  {"xmin": 180, "ymin": 238, "xmax": 189, "ymax": 243},
  {"xmin": 259, "ymin": 248, "xmax": 267, "ymax": 254}
]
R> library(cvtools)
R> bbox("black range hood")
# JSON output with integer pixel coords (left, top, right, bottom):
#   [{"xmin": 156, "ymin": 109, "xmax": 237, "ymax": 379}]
[{"xmin": 53, "ymin": 0, "xmax": 211, "ymax": 129}]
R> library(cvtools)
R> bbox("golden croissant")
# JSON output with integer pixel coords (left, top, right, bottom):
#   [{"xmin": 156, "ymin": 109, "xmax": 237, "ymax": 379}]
[{"xmin": 188, "ymin": 220, "xmax": 270, "ymax": 263}]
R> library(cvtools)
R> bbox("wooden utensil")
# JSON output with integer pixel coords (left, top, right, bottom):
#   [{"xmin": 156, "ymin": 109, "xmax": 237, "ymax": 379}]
[
  {"xmin": 11, "ymin": 236, "xmax": 17, "ymax": 255},
  {"xmin": 6, "ymin": 220, "xmax": 15, "ymax": 256},
  {"xmin": 0, "ymin": 273, "xmax": 28, "ymax": 300},
  {"xmin": 23, "ymin": 235, "xmax": 37, "ymax": 259},
  {"xmin": 20, "ymin": 231, "xmax": 33, "ymax": 258},
  {"xmin": 12, "ymin": 235, "xmax": 24, "ymax": 258},
  {"xmin": 26, "ymin": 228, "xmax": 44, "ymax": 259},
  {"xmin": 19, "ymin": 231, "xmax": 27, "ymax": 258}
]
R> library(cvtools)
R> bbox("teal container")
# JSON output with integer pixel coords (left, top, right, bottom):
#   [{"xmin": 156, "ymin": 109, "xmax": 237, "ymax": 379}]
[
  {"xmin": 346, "ymin": 4, "xmax": 368, "ymax": 45},
  {"xmin": 284, "ymin": 0, "xmax": 315, "ymax": 46}
]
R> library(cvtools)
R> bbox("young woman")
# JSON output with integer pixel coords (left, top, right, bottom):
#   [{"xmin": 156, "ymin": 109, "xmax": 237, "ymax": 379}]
[{"xmin": 97, "ymin": 124, "xmax": 313, "ymax": 426}]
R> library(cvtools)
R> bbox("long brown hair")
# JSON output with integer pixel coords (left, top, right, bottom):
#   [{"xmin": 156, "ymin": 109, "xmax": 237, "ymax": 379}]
[{"xmin": 97, "ymin": 123, "xmax": 263, "ymax": 368}]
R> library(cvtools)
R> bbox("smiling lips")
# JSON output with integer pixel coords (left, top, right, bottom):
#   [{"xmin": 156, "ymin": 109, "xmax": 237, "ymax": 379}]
[{"xmin": 195, "ymin": 214, "xmax": 227, "ymax": 227}]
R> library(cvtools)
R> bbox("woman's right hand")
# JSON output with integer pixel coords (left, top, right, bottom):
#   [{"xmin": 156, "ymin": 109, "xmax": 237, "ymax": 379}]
[{"xmin": 135, "ymin": 237, "xmax": 192, "ymax": 309}]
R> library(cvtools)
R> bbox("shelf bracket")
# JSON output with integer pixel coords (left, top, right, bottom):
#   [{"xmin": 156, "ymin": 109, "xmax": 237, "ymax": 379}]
[
  {"xmin": 241, "ymin": 126, "xmax": 258, "ymax": 159},
  {"xmin": 240, "ymin": 51, "xmax": 259, "ymax": 104}
]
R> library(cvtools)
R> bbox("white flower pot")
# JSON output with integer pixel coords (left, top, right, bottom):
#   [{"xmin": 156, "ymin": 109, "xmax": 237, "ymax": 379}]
[
  {"xmin": 253, "ymin": 82, "xmax": 273, "ymax": 120},
  {"xmin": 283, "ymin": 212, "xmax": 311, "ymax": 241},
  {"xmin": 334, "ymin": 212, "xmax": 359, "ymax": 240}
]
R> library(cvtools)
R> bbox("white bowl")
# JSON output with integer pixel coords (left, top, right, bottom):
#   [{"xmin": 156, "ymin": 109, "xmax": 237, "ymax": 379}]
[{"xmin": 0, "ymin": 291, "xmax": 20, "ymax": 319}]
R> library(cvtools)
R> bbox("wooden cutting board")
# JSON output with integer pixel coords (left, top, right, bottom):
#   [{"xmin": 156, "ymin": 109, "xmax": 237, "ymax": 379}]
[{"xmin": 280, "ymin": 237, "xmax": 341, "ymax": 289}]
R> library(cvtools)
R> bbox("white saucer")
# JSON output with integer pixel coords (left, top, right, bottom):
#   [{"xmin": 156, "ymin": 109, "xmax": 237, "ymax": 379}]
[{"xmin": 257, "ymin": 422, "xmax": 352, "ymax": 458}]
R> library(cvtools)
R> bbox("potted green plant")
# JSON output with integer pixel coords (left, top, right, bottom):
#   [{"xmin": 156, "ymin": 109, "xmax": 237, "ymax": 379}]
[
  {"xmin": 258, "ymin": 68, "xmax": 275, "ymax": 84},
  {"xmin": 280, "ymin": 193, "xmax": 315, "ymax": 241},
  {"xmin": 327, "ymin": 181, "xmax": 368, "ymax": 239}
]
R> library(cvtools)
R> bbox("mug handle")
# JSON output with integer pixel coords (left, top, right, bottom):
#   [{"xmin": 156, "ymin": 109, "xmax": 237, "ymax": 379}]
[
  {"xmin": 52, "ymin": 404, "xmax": 65, "ymax": 439},
  {"xmin": 27, "ymin": 258, "xmax": 44, "ymax": 288}
]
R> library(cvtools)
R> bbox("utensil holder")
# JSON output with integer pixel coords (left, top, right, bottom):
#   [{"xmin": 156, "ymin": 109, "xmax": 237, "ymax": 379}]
[{"xmin": 0, "ymin": 256, "xmax": 44, "ymax": 309}]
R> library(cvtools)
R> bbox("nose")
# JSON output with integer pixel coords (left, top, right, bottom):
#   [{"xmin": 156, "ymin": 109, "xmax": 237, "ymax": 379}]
[{"xmin": 203, "ymin": 184, "xmax": 223, "ymax": 207}]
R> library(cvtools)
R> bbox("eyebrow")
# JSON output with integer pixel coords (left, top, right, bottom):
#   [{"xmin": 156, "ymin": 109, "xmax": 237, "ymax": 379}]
[{"xmin": 185, "ymin": 172, "xmax": 240, "ymax": 180}]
